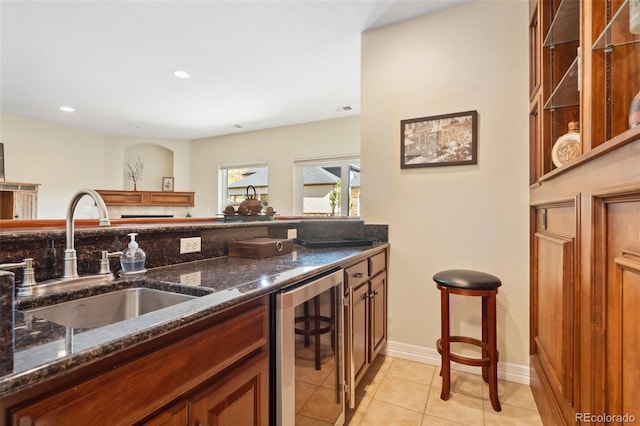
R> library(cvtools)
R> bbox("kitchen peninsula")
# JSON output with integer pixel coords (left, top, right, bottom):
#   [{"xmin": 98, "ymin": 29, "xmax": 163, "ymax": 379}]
[{"xmin": 0, "ymin": 218, "xmax": 388, "ymax": 425}]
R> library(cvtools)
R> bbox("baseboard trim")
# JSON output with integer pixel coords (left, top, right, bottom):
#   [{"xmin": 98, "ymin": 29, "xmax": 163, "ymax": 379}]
[{"xmin": 382, "ymin": 340, "xmax": 530, "ymax": 385}]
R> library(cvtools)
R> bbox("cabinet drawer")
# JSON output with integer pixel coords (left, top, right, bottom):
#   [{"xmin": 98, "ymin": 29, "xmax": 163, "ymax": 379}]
[
  {"xmin": 345, "ymin": 260, "xmax": 368, "ymax": 288},
  {"xmin": 369, "ymin": 251, "xmax": 386, "ymax": 277}
]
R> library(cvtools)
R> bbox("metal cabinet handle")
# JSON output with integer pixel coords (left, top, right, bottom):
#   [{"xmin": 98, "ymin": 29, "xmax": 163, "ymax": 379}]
[{"xmin": 353, "ymin": 272, "xmax": 364, "ymax": 278}]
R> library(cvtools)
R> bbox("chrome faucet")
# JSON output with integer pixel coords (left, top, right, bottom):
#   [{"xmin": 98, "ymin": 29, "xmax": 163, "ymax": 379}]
[
  {"xmin": 0, "ymin": 258, "xmax": 37, "ymax": 289},
  {"xmin": 63, "ymin": 189, "xmax": 111, "ymax": 279}
]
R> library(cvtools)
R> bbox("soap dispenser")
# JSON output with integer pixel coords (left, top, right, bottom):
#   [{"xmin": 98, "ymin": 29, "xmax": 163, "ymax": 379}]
[{"xmin": 120, "ymin": 232, "xmax": 147, "ymax": 274}]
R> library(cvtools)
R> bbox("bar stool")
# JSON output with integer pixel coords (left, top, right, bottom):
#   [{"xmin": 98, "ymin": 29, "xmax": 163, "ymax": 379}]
[
  {"xmin": 433, "ymin": 269, "xmax": 502, "ymax": 411},
  {"xmin": 294, "ymin": 289, "xmax": 335, "ymax": 370}
]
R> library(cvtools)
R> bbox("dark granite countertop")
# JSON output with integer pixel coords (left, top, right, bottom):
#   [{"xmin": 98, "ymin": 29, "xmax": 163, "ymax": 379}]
[{"xmin": 1, "ymin": 243, "xmax": 388, "ymax": 397}]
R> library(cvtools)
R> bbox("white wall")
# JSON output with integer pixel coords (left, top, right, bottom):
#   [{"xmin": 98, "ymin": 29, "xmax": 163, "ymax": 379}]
[
  {"xmin": 190, "ymin": 116, "xmax": 360, "ymax": 217},
  {"xmin": 361, "ymin": 0, "xmax": 530, "ymax": 375}
]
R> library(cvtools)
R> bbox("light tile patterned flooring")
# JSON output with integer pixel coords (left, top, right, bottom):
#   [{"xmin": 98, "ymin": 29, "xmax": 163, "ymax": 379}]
[{"xmin": 345, "ymin": 356, "xmax": 543, "ymax": 426}]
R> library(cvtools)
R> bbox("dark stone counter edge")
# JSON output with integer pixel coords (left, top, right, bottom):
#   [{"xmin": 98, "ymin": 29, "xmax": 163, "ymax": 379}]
[
  {"xmin": 0, "ymin": 243, "xmax": 389, "ymax": 398},
  {"xmin": 0, "ymin": 218, "xmax": 343, "ymax": 239}
]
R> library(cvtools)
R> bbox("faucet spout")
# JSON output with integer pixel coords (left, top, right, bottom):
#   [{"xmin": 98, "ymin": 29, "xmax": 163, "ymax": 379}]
[{"xmin": 63, "ymin": 189, "xmax": 111, "ymax": 279}]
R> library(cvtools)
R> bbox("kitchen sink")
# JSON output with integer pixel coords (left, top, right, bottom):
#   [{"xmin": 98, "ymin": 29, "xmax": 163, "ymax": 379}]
[{"xmin": 21, "ymin": 288, "xmax": 196, "ymax": 329}]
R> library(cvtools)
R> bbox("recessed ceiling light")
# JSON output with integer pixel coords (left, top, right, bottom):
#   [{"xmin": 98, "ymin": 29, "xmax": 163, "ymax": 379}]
[
  {"xmin": 59, "ymin": 106, "xmax": 75, "ymax": 112},
  {"xmin": 173, "ymin": 70, "xmax": 190, "ymax": 79}
]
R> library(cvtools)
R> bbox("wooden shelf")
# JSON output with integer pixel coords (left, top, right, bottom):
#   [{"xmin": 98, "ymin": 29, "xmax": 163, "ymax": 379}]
[{"xmin": 96, "ymin": 190, "xmax": 194, "ymax": 207}]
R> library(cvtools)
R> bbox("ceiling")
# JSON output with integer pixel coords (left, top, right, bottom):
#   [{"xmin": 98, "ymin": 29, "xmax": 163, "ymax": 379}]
[{"xmin": 1, "ymin": 0, "xmax": 465, "ymax": 140}]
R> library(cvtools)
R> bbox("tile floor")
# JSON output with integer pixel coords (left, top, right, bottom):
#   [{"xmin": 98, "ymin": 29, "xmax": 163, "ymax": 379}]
[{"xmin": 345, "ymin": 356, "xmax": 543, "ymax": 426}]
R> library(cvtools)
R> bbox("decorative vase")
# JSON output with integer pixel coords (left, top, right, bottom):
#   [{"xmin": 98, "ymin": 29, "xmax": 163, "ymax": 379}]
[
  {"xmin": 133, "ymin": 182, "xmax": 137, "ymax": 191},
  {"xmin": 630, "ymin": 89, "xmax": 640, "ymax": 128},
  {"xmin": 551, "ymin": 121, "xmax": 581, "ymax": 168}
]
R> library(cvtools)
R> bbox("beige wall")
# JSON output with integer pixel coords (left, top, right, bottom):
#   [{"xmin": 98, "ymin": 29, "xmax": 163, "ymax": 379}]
[
  {"xmin": 0, "ymin": 113, "xmax": 191, "ymax": 218},
  {"xmin": 2, "ymin": 0, "xmax": 531, "ymax": 381},
  {"xmin": 361, "ymin": 1, "xmax": 530, "ymax": 380},
  {"xmin": 0, "ymin": 112, "xmax": 356, "ymax": 218},
  {"xmin": 190, "ymin": 116, "xmax": 360, "ymax": 217},
  {"xmin": 1, "ymin": 113, "xmax": 106, "ymax": 218},
  {"xmin": 102, "ymin": 135, "xmax": 191, "ymax": 193}
]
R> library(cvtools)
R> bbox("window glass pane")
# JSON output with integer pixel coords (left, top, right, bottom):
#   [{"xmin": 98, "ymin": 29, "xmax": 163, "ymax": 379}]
[
  {"xmin": 297, "ymin": 158, "xmax": 359, "ymax": 217},
  {"xmin": 348, "ymin": 162, "xmax": 360, "ymax": 217},
  {"xmin": 221, "ymin": 166, "xmax": 269, "ymax": 209},
  {"xmin": 302, "ymin": 166, "xmax": 341, "ymax": 216}
]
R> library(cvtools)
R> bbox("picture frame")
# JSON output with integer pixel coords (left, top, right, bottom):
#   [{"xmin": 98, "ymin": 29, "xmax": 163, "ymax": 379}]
[
  {"xmin": 162, "ymin": 177, "xmax": 175, "ymax": 192},
  {"xmin": 400, "ymin": 110, "xmax": 478, "ymax": 168},
  {"xmin": 0, "ymin": 143, "xmax": 4, "ymax": 181}
]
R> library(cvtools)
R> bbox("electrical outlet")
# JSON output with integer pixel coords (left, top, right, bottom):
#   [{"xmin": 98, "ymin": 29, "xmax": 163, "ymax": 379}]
[
  {"xmin": 180, "ymin": 237, "xmax": 201, "ymax": 254},
  {"xmin": 287, "ymin": 228, "xmax": 297, "ymax": 239},
  {"xmin": 180, "ymin": 271, "xmax": 201, "ymax": 285}
]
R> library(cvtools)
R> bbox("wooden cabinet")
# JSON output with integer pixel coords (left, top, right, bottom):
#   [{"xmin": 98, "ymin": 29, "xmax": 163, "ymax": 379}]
[
  {"xmin": 344, "ymin": 248, "xmax": 388, "ymax": 408},
  {"xmin": 144, "ymin": 352, "xmax": 269, "ymax": 426},
  {"xmin": 96, "ymin": 189, "xmax": 195, "ymax": 207},
  {"xmin": 529, "ymin": 2, "xmax": 640, "ymax": 423},
  {"xmin": 141, "ymin": 401, "xmax": 189, "ymax": 426},
  {"xmin": 0, "ymin": 182, "xmax": 39, "ymax": 219},
  {"xmin": 190, "ymin": 352, "xmax": 269, "ymax": 426},
  {"xmin": 7, "ymin": 296, "xmax": 269, "ymax": 426}
]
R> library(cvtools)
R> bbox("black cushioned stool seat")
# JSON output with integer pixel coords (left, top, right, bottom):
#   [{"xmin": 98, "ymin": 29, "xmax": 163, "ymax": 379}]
[{"xmin": 433, "ymin": 269, "xmax": 502, "ymax": 411}]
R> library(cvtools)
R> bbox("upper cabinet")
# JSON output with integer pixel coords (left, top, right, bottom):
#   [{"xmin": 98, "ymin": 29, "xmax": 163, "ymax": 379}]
[
  {"xmin": 0, "ymin": 181, "xmax": 39, "ymax": 219},
  {"xmin": 530, "ymin": 0, "xmax": 640, "ymax": 184}
]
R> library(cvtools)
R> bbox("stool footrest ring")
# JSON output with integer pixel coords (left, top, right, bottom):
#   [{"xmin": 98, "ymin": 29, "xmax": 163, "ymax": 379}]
[
  {"xmin": 294, "ymin": 315, "xmax": 333, "ymax": 337},
  {"xmin": 436, "ymin": 337, "xmax": 499, "ymax": 367}
]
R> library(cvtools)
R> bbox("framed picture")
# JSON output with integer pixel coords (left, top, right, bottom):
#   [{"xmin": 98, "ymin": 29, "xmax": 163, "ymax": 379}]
[
  {"xmin": 400, "ymin": 110, "xmax": 478, "ymax": 168},
  {"xmin": 162, "ymin": 177, "xmax": 174, "ymax": 192}
]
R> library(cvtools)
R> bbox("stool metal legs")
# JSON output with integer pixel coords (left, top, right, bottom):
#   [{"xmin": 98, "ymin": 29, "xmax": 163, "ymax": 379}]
[{"xmin": 437, "ymin": 285, "xmax": 501, "ymax": 412}]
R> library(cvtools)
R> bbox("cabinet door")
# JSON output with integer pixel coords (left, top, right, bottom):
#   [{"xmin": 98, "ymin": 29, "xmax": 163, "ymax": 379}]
[
  {"xmin": 141, "ymin": 400, "xmax": 189, "ymax": 426},
  {"xmin": 369, "ymin": 272, "xmax": 387, "ymax": 361},
  {"xmin": 530, "ymin": 202, "xmax": 578, "ymax": 425},
  {"xmin": 191, "ymin": 352, "xmax": 269, "ymax": 426},
  {"xmin": 351, "ymin": 283, "xmax": 369, "ymax": 385},
  {"xmin": 594, "ymin": 195, "xmax": 640, "ymax": 417},
  {"xmin": 14, "ymin": 190, "xmax": 37, "ymax": 219}
]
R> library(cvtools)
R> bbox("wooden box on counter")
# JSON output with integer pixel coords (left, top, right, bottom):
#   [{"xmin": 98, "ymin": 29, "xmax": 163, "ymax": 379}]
[{"xmin": 228, "ymin": 238, "xmax": 293, "ymax": 259}]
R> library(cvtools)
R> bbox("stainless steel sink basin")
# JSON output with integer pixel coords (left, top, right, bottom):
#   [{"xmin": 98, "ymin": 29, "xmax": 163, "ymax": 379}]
[{"xmin": 22, "ymin": 288, "xmax": 196, "ymax": 329}]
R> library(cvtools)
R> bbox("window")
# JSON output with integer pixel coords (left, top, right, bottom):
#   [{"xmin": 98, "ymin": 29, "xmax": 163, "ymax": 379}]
[
  {"xmin": 219, "ymin": 165, "xmax": 269, "ymax": 210},
  {"xmin": 294, "ymin": 157, "xmax": 360, "ymax": 217}
]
